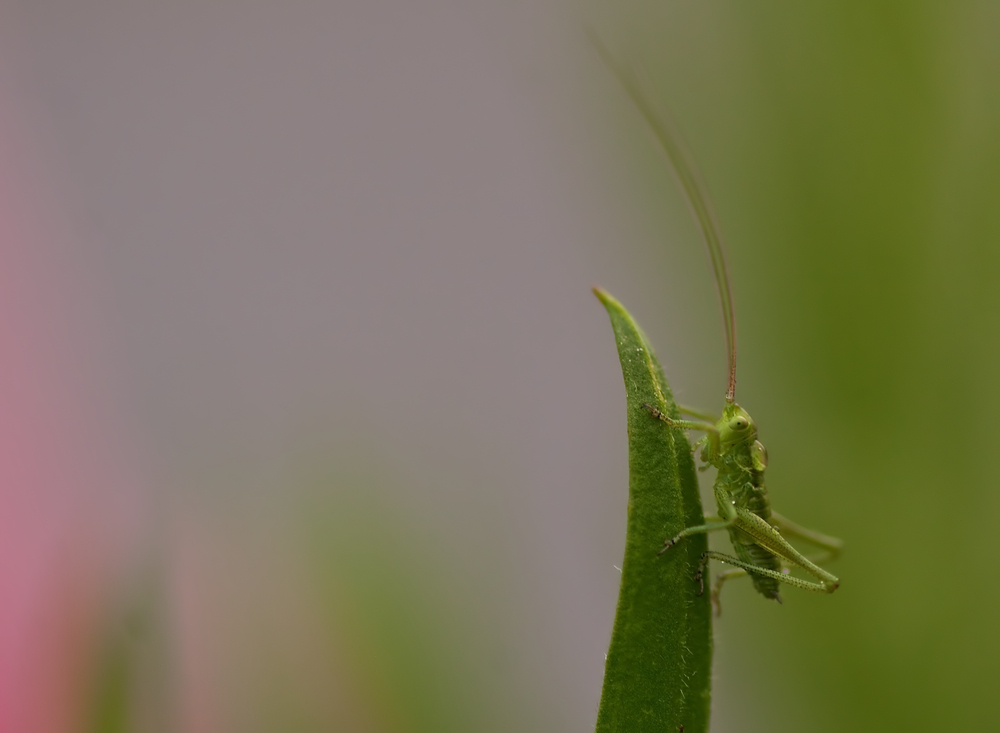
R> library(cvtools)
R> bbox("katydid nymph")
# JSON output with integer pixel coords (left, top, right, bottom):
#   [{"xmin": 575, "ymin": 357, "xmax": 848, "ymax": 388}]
[{"xmin": 594, "ymin": 41, "xmax": 842, "ymax": 614}]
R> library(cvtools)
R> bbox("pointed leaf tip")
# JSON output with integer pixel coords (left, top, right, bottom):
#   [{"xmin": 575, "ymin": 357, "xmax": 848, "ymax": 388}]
[{"xmin": 594, "ymin": 289, "xmax": 713, "ymax": 733}]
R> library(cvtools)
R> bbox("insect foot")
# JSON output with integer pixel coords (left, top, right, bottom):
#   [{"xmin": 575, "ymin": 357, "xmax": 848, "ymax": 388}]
[
  {"xmin": 642, "ymin": 403, "xmax": 673, "ymax": 424},
  {"xmin": 693, "ymin": 566, "xmax": 706, "ymax": 597},
  {"xmin": 657, "ymin": 537, "xmax": 680, "ymax": 555}
]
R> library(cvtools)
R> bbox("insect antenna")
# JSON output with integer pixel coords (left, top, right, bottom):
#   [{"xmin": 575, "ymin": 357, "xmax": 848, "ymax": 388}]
[{"xmin": 591, "ymin": 35, "xmax": 739, "ymax": 403}]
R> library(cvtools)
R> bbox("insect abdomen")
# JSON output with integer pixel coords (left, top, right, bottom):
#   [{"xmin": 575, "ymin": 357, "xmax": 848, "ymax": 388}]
[{"xmin": 732, "ymin": 525, "xmax": 782, "ymax": 600}]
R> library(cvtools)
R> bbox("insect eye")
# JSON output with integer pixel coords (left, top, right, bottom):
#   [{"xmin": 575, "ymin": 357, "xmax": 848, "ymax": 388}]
[{"xmin": 731, "ymin": 416, "xmax": 748, "ymax": 430}]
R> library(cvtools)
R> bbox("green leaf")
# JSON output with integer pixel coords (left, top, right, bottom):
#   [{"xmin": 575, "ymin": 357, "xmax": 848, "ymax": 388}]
[{"xmin": 593, "ymin": 287, "xmax": 713, "ymax": 733}]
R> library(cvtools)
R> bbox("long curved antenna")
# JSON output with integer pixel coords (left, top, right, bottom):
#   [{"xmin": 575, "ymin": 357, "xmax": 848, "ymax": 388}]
[{"xmin": 591, "ymin": 34, "xmax": 738, "ymax": 403}]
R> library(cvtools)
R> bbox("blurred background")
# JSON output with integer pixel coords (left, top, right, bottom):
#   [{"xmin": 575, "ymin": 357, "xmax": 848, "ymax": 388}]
[{"xmin": 0, "ymin": 1, "xmax": 997, "ymax": 731}]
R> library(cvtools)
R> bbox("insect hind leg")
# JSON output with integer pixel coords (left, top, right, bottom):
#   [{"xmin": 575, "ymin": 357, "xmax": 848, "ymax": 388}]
[
  {"xmin": 770, "ymin": 511, "xmax": 843, "ymax": 566},
  {"xmin": 697, "ymin": 550, "xmax": 836, "ymax": 598}
]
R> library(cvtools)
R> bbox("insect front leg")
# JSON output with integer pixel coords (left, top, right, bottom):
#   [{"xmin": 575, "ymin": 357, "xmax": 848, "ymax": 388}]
[
  {"xmin": 691, "ymin": 435, "xmax": 711, "ymax": 470},
  {"xmin": 642, "ymin": 403, "xmax": 720, "ymax": 463},
  {"xmin": 643, "ymin": 403, "xmax": 715, "ymax": 432}
]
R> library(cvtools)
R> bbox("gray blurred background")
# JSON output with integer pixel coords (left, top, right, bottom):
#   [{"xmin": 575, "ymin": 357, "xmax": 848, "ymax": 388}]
[{"xmin": 1, "ymin": 1, "xmax": 998, "ymax": 731}]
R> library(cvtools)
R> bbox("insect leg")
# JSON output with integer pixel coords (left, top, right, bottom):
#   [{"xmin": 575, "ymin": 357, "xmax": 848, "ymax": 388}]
[
  {"xmin": 642, "ymin": 404, "xmax": 716, "ymax": 432},
  {"xmin": 699, "ymin": 551, "xmax": 835, "ymax": 594},
  {"xmin": 658, "ymin": 500, "xmax": 738, "ymax": 556},
  {"xmin": 709, "ymin": 568, "xmax": 746, "ymax": 617},
  {"xmin": 657, "ymin": 518, "xmax": 735, "ymax": 555},
  {"xmin": 731, "ymin": 509, "xmax": 840, "ymax": 592},
  {"xmin": 677, "ymin": 405, "xmax": 718, "ymax": 422},
  {"xmin": 683, "ymin": 434, "xmax": 712, "ymax": 470},
  {"xmin": 770, "ymin": 511, "xmax": 843, "ymax": 566},
  {"xmin": 643, "ymin": 404, "xmax": 720, "ymax": 461},
  {"xmin": 692, "ymin": 552, "xmax": 745, "ymax": 601}
]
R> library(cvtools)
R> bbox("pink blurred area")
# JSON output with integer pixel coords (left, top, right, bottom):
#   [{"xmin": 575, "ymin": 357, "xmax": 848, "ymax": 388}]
[
  {"xmin": 0, "ymin": 69, "xmax": 143, "ymax": 729},
  {"xmin": 0, "ymin": 2, "xmax": 644, "ymax": 729}
]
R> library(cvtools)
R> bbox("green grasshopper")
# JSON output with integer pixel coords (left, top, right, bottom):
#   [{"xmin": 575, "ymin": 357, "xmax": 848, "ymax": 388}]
[{"xmin": 594, "ymin": 39, "xmax": 842, "ymax": 614}]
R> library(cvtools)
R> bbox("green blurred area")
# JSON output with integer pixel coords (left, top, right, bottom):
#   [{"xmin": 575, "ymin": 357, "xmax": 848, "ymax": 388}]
[{"xmin": 587, "ymin": 2, "xmax": 1000, "ymax": 732}]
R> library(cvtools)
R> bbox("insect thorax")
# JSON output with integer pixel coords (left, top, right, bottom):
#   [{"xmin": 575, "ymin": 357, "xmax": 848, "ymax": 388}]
[
  {"xmin": 714, "ymin": 442, "xmax": 772, "ymax": 521},
  {"xmin": 710, "ymin": 405, "xmax": 772, "ymax": 523}
]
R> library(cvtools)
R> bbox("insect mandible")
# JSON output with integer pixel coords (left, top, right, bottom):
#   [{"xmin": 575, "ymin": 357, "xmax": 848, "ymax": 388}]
[{"xmin": 594, "ymin": 39, "xmax": 842, "ymax": 615}]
